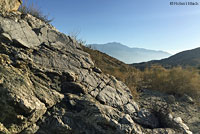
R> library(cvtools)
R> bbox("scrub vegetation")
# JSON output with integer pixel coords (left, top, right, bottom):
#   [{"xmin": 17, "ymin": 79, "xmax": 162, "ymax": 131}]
[
  {"xmin": 18, "ymin": 0, "xmax": 52, "ymax": 23},
  {"xmin": 83, "ymin": 45, "xmax": 200, "ymax": 99}
]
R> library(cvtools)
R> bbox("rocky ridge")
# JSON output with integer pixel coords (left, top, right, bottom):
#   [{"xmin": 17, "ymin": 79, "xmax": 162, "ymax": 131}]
[{"xmin": 0, "ymin": 11, "xmax": 193, "ymax": 134}]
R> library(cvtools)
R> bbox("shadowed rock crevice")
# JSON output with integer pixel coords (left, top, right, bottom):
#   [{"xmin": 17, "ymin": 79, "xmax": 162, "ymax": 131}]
[{"xmin": 133, "ymin": 108, "xmax": 171, "ymax": 129}]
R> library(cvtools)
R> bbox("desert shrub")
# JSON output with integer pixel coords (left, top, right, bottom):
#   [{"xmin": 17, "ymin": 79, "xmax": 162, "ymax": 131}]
[
  {"xmin": 68, "ymin": 31, "xmax": 86, "ymax": 45},
  {"xmin": 18, "ymin": 0, "xmax": 52, "ymax": 23},
  {"xmin": 82, "ymin": 46, "xmax": 200, "ymax": 99},
  {"xmin": 143, "ymin": 65, "xmax": 169, "ymax": 91},
  {"xmin": 143, "ymin": 65, "xmax": 200, "ymax": 98}
]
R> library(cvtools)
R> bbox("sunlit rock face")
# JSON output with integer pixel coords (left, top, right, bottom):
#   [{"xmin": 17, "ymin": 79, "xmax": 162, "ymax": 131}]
[{"xmin": 0, "ymin": 0, "xmax": 22, "ymax": 12}]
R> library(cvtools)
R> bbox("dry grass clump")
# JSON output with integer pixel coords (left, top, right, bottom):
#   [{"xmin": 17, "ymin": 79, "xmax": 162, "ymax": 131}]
[
  {"xmin": 18, "ymin": 0, "xmax": 52, "ymax": 23},
  {"xmin": 143, "ymin": 65, "xmax": 200, "ymax": 98}
]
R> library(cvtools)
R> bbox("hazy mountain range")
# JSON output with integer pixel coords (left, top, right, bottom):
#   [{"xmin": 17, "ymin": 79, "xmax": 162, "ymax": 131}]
[
  {"xmin": 88, "ymin": 42, "xmax": 171, "ymax": 64},
  {"xmin": 132, "ymin": 47, "xmax": 200, "ymax": 69}
]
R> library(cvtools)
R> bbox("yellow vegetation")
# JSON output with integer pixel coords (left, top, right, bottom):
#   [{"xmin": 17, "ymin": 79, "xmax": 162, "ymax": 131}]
[
  {"xmin": 143, "ymin": 65, "xmax": 200, "ymax": 98},
  {"xmin": 82, "ymin": 45, "xmax": 200, "ymax": 99}
]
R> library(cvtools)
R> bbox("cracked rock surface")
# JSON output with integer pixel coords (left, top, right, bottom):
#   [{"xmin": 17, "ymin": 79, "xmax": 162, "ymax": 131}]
[
  {"xmin": 0, "ymin": 12, "xmax": 193, "ymax": 134},
  {"xmin": 0, "ymin": 0, "xmax": 21, "ymax": 12}
]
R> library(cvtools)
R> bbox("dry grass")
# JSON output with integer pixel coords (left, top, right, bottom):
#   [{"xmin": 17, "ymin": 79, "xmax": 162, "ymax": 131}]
[
  {"xmin": 18, "ymin": 0, "xmax": 52, "ymax": 23},
  {"xmin": 82, "ymin": 46, "xmax": 200, "ymax": 99},
  {"xmin": 143, "ymin": 65, "xmax": 200, "ymax": 98}
]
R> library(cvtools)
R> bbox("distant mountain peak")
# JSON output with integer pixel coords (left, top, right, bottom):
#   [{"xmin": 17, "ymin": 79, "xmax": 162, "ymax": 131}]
[{"xmin": 88, "ymin": 42, "xmax": 171, "ymax": 64}]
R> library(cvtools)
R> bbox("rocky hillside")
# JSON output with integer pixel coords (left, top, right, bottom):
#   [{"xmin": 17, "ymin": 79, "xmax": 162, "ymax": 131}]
[
  {"xmin": 0, "ymin": 11, "xmax": 193, "ymax": 134},
  {"xmin": 82, "ymin": 45, "xmax": 141, "ymax": 97},
  {"xmin": 84, "ymin": 43, "xmax": 200, "ymax": 134},
  {"xmin": 132, "ymin": 47, "xmax": 200, "ymax": 69}
]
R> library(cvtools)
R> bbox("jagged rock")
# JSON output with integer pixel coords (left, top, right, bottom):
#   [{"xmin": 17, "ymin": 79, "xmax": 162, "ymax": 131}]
[
  {"xmin": 93, "ymin": 67, "xmax": 102, "ymax": 73},
  {"xmin": 0, "ymin": 14, "xmax": 41, "ymax": 48},
  {"xmin": 133, "ymin": 108, "xmax": 159, "ymax": 129},
  {"xmin": 0, "ymin": 32, "xmax": 12, "ymax": 43},
  {"xmin": 138, "ymin": 89, "xmax": 195, "ymax": 133},
  {"xmin": 0, "ymin": 123, "xmax": 10, "ymax": 134},
  {"xmin": 21, "ymin": 124, "xmax": 39, "ymax": 134},
  {"xmin": 36, "ymin": 93, "xmax": 143, "ymax": 134},
  {"xmin": 143, "ymin": 128, "xmax": 176, "ymax": 134},
  {"xmin": 165, "ymin": 95, "xmax": 176, "ymax": 104},
  {"xmin": 173, "ymin": 117, "xmax": 193, "ymax": 134},
  {"xmin": 0, "ymin": 0, "xmax": 22, "ymax": 12},
  {"xmin": 0, "ymin": 12, "xmax": 194, "ymax": 134},
  {"xmin": 0, "ymin": 12, "xmax": 141, "ymax": 134},
  {"xmin": 0, "ymin": 63, "xmax": 47, "ymax": 133},
  {"xmin": 180, "ymin": 94, "xmax": 194, "ymax": 104}
]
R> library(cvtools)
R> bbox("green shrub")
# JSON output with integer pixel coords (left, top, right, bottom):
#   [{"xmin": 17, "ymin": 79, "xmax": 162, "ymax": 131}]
[{"xmin": 18, "ymin": 0, "xmax": 52, "ymax": 23}]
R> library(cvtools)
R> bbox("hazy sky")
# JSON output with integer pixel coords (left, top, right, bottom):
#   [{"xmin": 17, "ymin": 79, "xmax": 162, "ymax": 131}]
[{"xmin": 27, "ymin": 0, "xmax": 200, "ymax": 54}]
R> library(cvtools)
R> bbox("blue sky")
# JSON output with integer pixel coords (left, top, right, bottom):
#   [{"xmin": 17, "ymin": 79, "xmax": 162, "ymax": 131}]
[{"xmin": 27, "ymin": 0, "xmax": 200, "ymax": 54}]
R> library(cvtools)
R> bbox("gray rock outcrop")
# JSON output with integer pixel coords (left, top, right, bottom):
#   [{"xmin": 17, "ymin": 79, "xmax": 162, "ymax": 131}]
[
  {"xmin": 0, "ymin": 12, "xmax": 193, "ymax": 134},
  {"xmin": 138, "ymin": 89, "xmax": 197, "ymax": 134}
]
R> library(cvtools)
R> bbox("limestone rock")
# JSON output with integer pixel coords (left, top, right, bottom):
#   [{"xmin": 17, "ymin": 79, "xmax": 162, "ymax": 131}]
[
  {"xmin": 21, "ymin": 124, "xmax": 39, "ymax": 134},
  {"xmin": 0, "ymin": 12, "xmax": 141, "ymax": 134},
  {"xmin": 180, "ymin": 94, "xmax": 194, "ymax": 104},
  {"xmin": 0, "ymin": 0, "xmax": 22, "ymax": 12},
  {"xmin": 0, "ymin": 123, "xmax": 10, "ymax": 134},
  {"xmin": 138, "ymin": 89, "xmax": 195, "ymax": 133},
  {"xmin": 173, "ymin": 117, "xmax": 193, "ymax": 134},
  {"xmin": 133, "ymin": 108, "xmax": 159, "ymax": 129},
  {"xmin": 0, "ymin": 16, "xmax": 41, "ymax": 48},
  {"xmin": 92, "ymin": 67, "xmax": 102, "ymax": 73}
]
